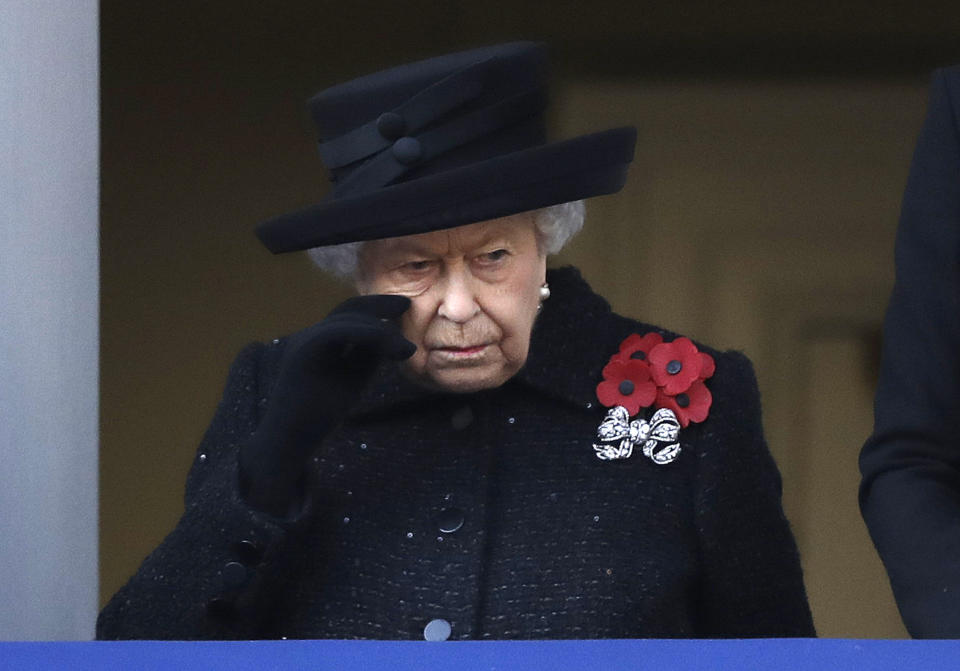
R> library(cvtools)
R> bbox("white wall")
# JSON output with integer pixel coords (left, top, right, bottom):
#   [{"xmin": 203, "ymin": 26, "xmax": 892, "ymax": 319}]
[{"xmin": 0, "ymin": 1, "xmax": 99, "ymax": 640}]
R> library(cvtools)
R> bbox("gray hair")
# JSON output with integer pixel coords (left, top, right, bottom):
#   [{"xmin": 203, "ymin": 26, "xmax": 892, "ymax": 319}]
[{"xmin": 306, "ymin": 200, "xmax": 585, "ymax": 280}]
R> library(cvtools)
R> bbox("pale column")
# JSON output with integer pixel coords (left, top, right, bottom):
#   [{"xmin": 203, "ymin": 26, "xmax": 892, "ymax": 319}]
[{"xmin": 0, "ymin": 1, "xmax": 99, "ymax": 640}]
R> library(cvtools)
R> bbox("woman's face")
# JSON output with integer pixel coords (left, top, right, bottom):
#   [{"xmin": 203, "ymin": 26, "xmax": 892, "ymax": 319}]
[{"xmin": 357, "ymin": 213, "xmax": 546, "ymax": 393}]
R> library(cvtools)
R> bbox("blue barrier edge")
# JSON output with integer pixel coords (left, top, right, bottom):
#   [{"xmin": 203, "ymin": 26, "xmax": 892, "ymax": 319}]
[{"xmin": 0, "ymin": 638, "xmax": 954, "ymax": 671}]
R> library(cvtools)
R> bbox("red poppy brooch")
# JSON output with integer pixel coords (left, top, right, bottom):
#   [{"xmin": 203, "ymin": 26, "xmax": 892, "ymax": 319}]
[{"xmin": 593, "ymin": 333, "xmax": 715, "ymax": 464}]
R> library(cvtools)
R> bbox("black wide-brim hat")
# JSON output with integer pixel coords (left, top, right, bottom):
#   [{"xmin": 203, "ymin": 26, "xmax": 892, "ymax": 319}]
[{"xmin": 256, "ymin": 42, "xmax": 636, "ymax": 253}]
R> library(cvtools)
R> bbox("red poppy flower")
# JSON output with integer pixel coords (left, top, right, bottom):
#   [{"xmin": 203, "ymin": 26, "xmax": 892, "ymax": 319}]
[
  {"xmin": 614, "ymin": 332, "xmax": 664, "ymax": 364},
  {"xmin": 648, "ymin": 337, "xmax": 702, "ymax": 395},
  {"xmin": 698, "ymin": 352, "xmax": 716, "ymax": 380},
  {"xmin": 596, "ymin": 358, "xmax": 657, "ymax": 416},
  {"xmin": 656, "ymin": 380, "xmax": 712, "ymax": 427}
]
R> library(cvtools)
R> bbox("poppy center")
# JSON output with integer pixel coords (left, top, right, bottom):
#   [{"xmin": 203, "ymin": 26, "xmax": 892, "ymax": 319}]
[
  {"xmin": 675, "ymin": 393, "xmax": 690, "ymax": 408},
  {"xmin": 666, "ymin": 359, "xmax": 683, "ymax": 375},
  {"xmin": 618, "ymin": 380, "xmax": 635, "ymax": 395},
  {"xmin": 629, "ymin": 351, "xmax": 646, "ymax": 360}
]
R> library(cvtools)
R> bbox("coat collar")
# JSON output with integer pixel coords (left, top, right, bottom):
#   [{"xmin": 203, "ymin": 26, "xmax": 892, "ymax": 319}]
[
  {"xmin": 514, "ymin": 266, "xmax": 629, "ymax": 410},
  {"xmin": 349, "ymin": 266, "xmax": 642, "ymax": 418}
]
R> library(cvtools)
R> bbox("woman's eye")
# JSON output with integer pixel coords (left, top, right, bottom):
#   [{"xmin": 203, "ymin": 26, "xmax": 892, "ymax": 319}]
[
  {"xmin": 481, "ymin": 249, "xmax": 509, "ymax": 263},
  {"xmin": 402, "ymin": 260, "xmax": 432, "ymax": 272}
]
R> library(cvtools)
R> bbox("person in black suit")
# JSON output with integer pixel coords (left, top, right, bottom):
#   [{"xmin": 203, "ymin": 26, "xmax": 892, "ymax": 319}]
[{"xmin": 860, "ymin": 65, "xmax": 960, "ymax": 638}]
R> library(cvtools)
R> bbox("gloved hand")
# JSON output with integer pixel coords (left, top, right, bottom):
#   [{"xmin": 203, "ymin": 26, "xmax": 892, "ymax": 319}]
[{"xmin": 239, "ymin": 294, "xmax": 415, "ymax": 516}]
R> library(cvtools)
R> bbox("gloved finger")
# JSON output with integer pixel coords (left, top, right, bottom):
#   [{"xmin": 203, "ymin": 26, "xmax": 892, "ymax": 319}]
[
  {"xmin": 303, "ymin": 314, "xmax": 414, "ymax": 363},
  {"xmin": 331, "ymin": 316, "xmax": 416, "ymax": 362},
  {"xmin": 328, "ymin": 294, "xmax": 411, "ymax": 321},
  {"xmin": 377, "ymin": 325, "xmax": 417, "ymax": 361}
]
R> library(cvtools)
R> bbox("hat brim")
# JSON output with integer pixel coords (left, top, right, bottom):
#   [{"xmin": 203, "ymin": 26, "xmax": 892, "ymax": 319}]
[{"xmin": 256, "ymin": 126, "xmax": 636, "ymax": 253}]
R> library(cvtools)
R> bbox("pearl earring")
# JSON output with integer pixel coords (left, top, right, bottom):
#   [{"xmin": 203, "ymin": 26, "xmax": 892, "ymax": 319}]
[{"xmin": 539, "ymin": 283, "xmax": 551, "ymax": 301}]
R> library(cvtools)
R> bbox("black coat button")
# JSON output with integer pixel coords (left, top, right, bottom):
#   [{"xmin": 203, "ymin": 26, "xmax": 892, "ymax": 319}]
[
  {"xmin": 392, "ymin": 137, "xmax": 422, "ymax": 165},
  {"xmin": 222, "ymin": 561, "xmax": 248, "ymax": 588},
  {"xmin": 450, "ymin": 405, "xmax": 473, "ymax": 430},
  {"xmin": 438, "ymin": 507, "xmax": 464, "ymax": 533},
  {"xmin": 234, "ymin": 539, "xmax": 261, "ymax": 565},
  {"xmin": 424, "ymin": 618, "xmax": 452, "ymax": 641},
  {"xmin": 376, "ymin": 112, "xmax": 405, "ymax": 140},
  {"xmin": 666, "ymin": 359, "xmax": 683, "ymax": 375}
]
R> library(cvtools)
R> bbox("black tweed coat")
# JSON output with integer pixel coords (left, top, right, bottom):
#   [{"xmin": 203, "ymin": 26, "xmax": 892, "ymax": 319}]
[{"xmin": 98, "ymin": 267, "xmax": 814, "ymax": 640}]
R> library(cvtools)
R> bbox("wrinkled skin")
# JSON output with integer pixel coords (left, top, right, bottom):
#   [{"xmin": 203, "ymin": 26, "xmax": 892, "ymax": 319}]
[{"xmin": 357, "ymin": 213, "xmax": 546, "ymax": 393}]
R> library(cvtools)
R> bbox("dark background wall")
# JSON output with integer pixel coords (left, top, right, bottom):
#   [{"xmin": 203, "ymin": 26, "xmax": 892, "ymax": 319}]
[{"xmin": 100, "ymin": 0, "xmax": 960, "ymax": 636}]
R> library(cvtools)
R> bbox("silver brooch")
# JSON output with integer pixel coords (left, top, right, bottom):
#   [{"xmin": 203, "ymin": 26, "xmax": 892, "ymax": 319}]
[{"xmin": 593, "ymin": 406, "xmax": 682, "ymax": 464}]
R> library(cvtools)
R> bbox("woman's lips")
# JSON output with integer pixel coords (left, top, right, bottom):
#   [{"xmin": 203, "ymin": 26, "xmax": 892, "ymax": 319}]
[{"xmin": 431, "ymin": 344, "xmax": 490, "ymax": 359}]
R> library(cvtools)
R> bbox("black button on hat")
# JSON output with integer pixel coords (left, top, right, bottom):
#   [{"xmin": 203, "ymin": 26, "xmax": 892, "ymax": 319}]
[
  {"xmin": 438, "ymin": 507, "xmax": 464, "ymax": 533},
  {"xmin": 618, "ymin": 380, "xmax": 634, "ymax": 395},
  {"xmin": 392, "ymin": 137, "xmax": 422, "ymax": 165},
  {"xmin": 666, "ymin": 360, "xmax": 683, "ymax": 375},
  {"xmin": 376, "ymin": 112, "xmax": 405, "ymax": 140},
  {"xmin": 424, "ymin": 618, "xmax": 452, "ymax": 641}
]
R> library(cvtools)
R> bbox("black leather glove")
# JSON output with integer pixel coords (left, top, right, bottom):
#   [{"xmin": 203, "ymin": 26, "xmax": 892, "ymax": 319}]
[{"xmin": 239, "ymin": 294, "xmax": 415, "ymax": 516}]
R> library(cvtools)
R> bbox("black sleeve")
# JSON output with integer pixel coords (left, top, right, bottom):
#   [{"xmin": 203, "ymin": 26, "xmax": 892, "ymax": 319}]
[
  {"xmin": 695, "ymin": 350, "xmax": 816, "ymax": 637},
  {"xmin": 97, "ymin": 343, "xmax": 297, "ymax": 640},
  {"xmin": 859, "ymin": 66, "xmax": 960, "ymax": 638}
]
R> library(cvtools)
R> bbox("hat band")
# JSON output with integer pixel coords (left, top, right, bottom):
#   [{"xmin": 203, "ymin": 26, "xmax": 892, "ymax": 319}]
[
  {"xmin": 317, "ymin": 58, "xmax": 490, "ymax": 169},
  {"xmin": 332, "ymin": 85, "xmax": 547, "ymax": 198}
]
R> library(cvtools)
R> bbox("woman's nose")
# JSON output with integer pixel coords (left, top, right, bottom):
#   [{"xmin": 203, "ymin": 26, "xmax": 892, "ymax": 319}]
[{"xmin": 437, "ymin": 273, "xmax": 480, "ymax": 323}]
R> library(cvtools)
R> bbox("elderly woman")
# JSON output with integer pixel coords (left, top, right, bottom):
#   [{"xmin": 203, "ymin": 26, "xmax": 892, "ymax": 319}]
[{"xmin": 97, "ymin": 42, "xmax": 814, "ymax": 640}]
